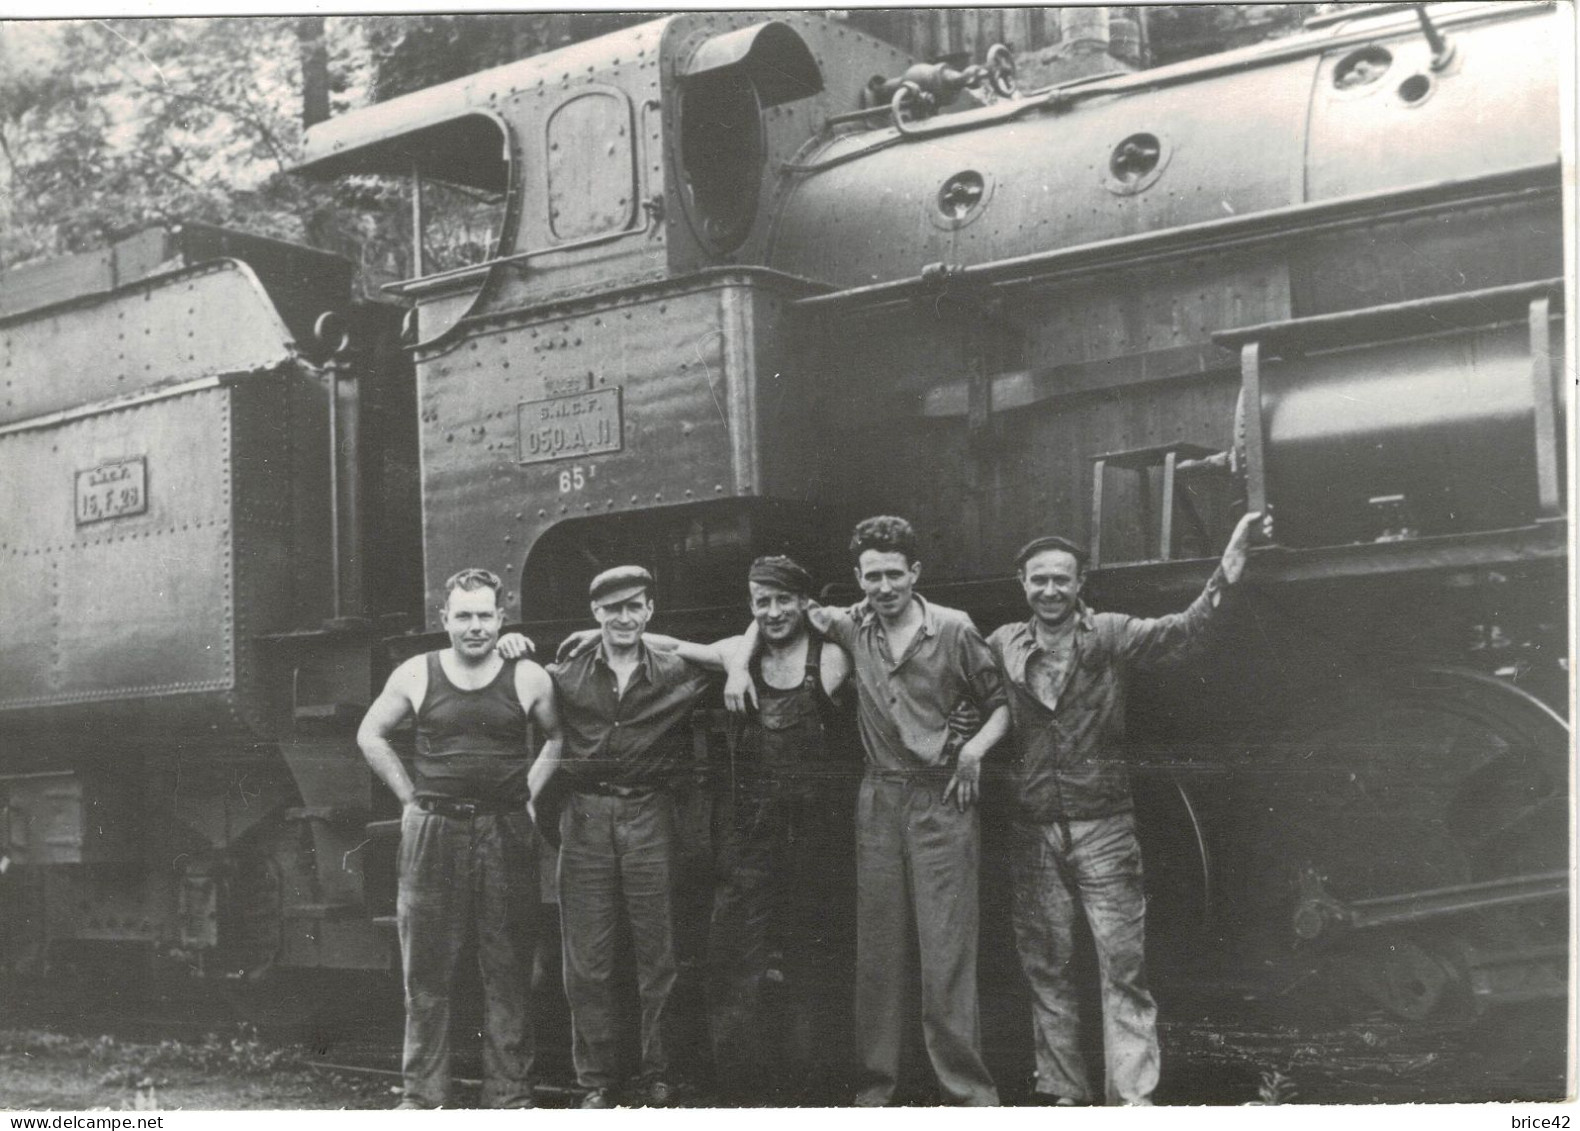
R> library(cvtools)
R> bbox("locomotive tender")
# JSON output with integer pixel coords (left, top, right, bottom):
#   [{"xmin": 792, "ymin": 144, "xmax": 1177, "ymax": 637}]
[{"xmin": 0, "ymin": 4, "xmax": 1567, "ymax": 1025}]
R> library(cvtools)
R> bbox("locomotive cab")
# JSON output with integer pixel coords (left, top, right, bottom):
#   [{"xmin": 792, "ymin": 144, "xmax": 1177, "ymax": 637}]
[
  {"xmin": 292, "ymin": 14, "xmax": 915, "ymax": 627},
  {"xmin": 294, "ymin": 14, "xmax": 845, "ymax": 346}
]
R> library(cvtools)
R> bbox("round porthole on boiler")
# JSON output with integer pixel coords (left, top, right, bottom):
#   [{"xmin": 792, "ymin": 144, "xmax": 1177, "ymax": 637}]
[
  {"xmin": 1396, "ymin": 72, "xmax": 1435, "ymax": 105},
  {"xmin": 931, "ymin": 170, "xmax": 991, "ymax": 229},
  {"xmin": 1104, "ymin": 132, "xmax": 1169, "ymax": 195},
  {"xmin": 1333, "ymin": 45, "xmax": 1392, "ymax": 91}
]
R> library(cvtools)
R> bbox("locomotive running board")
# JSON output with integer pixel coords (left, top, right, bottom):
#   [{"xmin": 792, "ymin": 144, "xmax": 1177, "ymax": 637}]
[{"xmin": 1292, "ymin": 868, "xmax": 1570, "ymax": 940}]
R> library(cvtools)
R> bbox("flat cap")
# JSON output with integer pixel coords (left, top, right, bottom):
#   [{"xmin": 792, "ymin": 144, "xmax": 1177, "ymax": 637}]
[
  {"xmin": 1013, "ymin": 535, "xmax": 1088, "ymax": 571},
  {"xmin": 589, "ymin": 564, "xmax": 654, "ymax": 604}
]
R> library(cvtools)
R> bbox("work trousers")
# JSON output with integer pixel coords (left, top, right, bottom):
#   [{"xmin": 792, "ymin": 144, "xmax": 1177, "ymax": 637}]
[
  {"xmin": 558, "ymin": 790, "xmax": 678, "ymax": 1088},
  {"xmin": 707, "ymin": 784, "xmax": 855, "ymax": 1090},
  {"xmin": 1012, "ymin": 811, "xmax": 1159, "ymax": 1105},
  {"xmin": 854, "ymin": 775, "xmax": 998, "ymax": 1106},
  {"xmin": 396, "ymin": 807, "xmax": 539, "ymax": 1108}
]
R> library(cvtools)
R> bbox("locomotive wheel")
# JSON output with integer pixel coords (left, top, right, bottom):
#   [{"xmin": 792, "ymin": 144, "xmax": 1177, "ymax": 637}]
[
  {"xmin": 1343, "ymin": 934, "xmax": 1472, "ymax": 1022},
  {"xmin": 1229, "ymin": 666, "xmax": 1568, "ymax": 1020}
]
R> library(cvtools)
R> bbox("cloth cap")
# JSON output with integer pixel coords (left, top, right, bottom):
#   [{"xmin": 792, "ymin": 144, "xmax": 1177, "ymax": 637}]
[
  {"xmin": 589, "ymin": 565, "xmax": 654, "ymax": 605},
  {"xmin": 747, "ymin": 556, "xmax": 813, "ymax": 597},
  {"xmin": 1014, "ymin": 535, "xmax": 1088, "ymax": 572}
]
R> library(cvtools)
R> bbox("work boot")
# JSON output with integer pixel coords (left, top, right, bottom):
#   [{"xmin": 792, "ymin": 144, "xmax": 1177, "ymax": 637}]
[
  {"xmin": 579, "ymin": 1088, "xmax": 615, "ymax": 1109},
  {"xmin": 642, "ymin": 1077, "xmax": 678, "ymax": 1107}
]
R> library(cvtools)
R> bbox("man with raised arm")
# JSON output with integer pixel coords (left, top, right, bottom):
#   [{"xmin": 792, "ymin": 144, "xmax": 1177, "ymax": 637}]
[
  {"xmin": 724, "ymin": 516, "xmax": 1009, "ymax": 1107},
  {"xmin": 989, "ymin": 511, "xmax": 1268, "ymax": 1107},
  {"xmin": 356, "ymin": 567, "xmax": 561, "ymax": 1110}
]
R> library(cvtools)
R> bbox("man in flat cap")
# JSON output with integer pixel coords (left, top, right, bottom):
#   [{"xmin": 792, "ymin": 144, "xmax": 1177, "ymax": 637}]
[
  {"xmin": 533, "ymin": 565, "xmax": 713, "ymax": 1108},
  {"xmin": 987, "ymin": 511, "xmax": 1268, "ymax": 1107},
  {"xmin": 725, "ymin": 517, "xmax": 1009, "ymax": 1107}
]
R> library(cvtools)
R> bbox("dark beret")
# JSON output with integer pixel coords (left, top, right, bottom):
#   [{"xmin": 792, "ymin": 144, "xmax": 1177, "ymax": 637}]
[
  {"xmin": 747, "ymin": 555, "xmax": 814, "ymax": 597},
  {"xmin": 589, "ymin": 565, "xmax": 654, "ymax": 604},
  {"xmin": 1013, "ymin": 535, "xmax": 1089, "ymax": 571}
]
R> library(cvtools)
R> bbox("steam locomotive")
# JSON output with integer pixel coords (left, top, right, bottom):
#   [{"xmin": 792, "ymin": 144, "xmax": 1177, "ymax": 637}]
[{"xmin": 0, "ymin": 2, "xmax": 1567, "ymax": 1036}]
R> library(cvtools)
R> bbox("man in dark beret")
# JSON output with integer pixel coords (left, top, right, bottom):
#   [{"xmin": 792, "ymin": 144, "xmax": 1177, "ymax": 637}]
[
  {"xmin": 690, "ymin": 555, "xmax": 857, "ymax": 1101},
  {"xmin": 516, "ymin": 564, "xmax": 714, "ymax": 1108},
  {"xmin": 986, "ymin": 512, "xmax": 1268, "ymax": 1107}
]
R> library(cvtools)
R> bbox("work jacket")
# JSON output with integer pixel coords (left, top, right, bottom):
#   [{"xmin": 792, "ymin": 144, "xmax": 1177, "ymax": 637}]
[{"xmin": 987, "ymin": 566, "xmax": 1228, "ymax": 822}]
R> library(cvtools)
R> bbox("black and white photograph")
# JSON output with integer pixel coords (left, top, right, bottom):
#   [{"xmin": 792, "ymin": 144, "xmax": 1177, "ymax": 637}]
[{"xmin": 0, "ymin": 1, "xmax": 1572, "ymax": 1117}]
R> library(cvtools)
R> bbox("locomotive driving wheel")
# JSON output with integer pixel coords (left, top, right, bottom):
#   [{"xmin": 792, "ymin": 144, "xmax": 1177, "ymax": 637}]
[{"xmin": 1231, "ymin": 666, "xmax": 1568, "ymax": 1021}]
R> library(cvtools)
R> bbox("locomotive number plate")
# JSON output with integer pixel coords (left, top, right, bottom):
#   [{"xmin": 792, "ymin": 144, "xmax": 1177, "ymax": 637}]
[
  {"xmin": 516, "ymin": 388, "xmax": 623, "ymax": 464},
  {"xmin": 75, "ymin": 457, "xmax": 147, "ymax": 525}
]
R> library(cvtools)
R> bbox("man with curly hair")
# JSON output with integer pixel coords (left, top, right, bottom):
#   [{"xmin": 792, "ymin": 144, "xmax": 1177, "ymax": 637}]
[{"xmin": 726, "ymin": 516, "xmax": 1008, "ymax": 1106}]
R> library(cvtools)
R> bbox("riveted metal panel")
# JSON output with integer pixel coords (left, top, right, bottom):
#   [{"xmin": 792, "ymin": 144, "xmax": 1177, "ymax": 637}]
[
  {"xmin": 416, "ymin": 275, "xmax": 812, "ymax": 622},
  {"xmin": 1013, "ymin": 254, "xmax": 1291, "ymax": 376},
  {"xmin": 1305, "ymin": 12, "xmax": 1559, "ymax": 201},
  {"xmin": 767, "ymin": 55, "xmax": 1312, "ymax": 289},
  {"xmin": 229, "ymin": 373, "xmax": 307, "ymax": 735},
  {"xmin": 0, "ymin": 386, "xmax": 232, "ymax": 712},
  {"xmin": 0, "ymin": 261, "xmax": 297, "ymax": 426},
  {"xmin": 547, "ymin": 89, "xmax": 638, "ymax": 241},
  {"xmin": 806, "ymin": 250, "xmax": 1258, "ymax": 581},
  {"xmin": 812, "ymin": 333, "xmax": 1241, "ymax": 582},
  {"xmin": 0, "ymin": 370, "xmax": 308, "ymax": 737},
  {"xmin": 1288, "ymin": 189, "xmax": 1562, "ymax": 316},
  {"xmin": 296, "ymin": 19, "xmax": 679, "ymax": 176},
  {"xmin": 0, "ymin": 554, "xmax": 60, "ymax": 704}
]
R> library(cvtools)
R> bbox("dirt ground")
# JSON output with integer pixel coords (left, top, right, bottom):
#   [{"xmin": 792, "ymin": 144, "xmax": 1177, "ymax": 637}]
[
  {"xmin": 0, "ymin": 1030, "xmax": 390, "ymax": 1112},
  {"xmin": 0, "ymin": 962, "xmax": 1567, "ymax": 1111},
  {"xmin": 0, "ymin": 1004, "xmax": 1568, "ymax": 1111}
]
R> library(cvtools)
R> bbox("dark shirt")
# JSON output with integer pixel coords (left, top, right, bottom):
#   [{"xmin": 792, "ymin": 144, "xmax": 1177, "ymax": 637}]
[
  {"xmin": 414, "ymin": 653, "xmax": 530, "ymax": 805},
  {"xmin": 817, "ymin": 595, "xmax": 1005, "ymax": 773},
  {"xmin": 549, "ymin": 643, "xmax": 712, "ymax": 790},
  {"xmin": 987, "ymin": 566, "xmax": 1228, "ymax": 821}
]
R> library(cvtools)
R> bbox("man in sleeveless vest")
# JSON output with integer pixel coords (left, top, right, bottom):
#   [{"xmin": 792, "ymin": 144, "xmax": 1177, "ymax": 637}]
[
  {"xmin": 725, "ymin": 518, "xmax": 1010, "ymax": 1107},
  {"xmin": 704, "ymin": 556, "xmax": 857, "ymax": 1100},
  {"xmin": 985, "ymin": 512, "xmax": 1267, "ymax": 1106},
  {"xmin": 356, "ymin": 567, "xmax": 562, "ymax": 1109},
  {"xmin": 536, "ymin": 565, "xmax": 714, "ymax": 1109}
]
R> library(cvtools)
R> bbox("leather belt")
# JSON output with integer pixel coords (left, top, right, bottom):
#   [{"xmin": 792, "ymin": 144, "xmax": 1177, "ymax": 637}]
[
  {"xmin": 414, "ymin": 797, "xmax": 524, "ymax": 820},
  {"xmin": 576, "ymin": 780, "xmax": 660, "ymax": 800}
]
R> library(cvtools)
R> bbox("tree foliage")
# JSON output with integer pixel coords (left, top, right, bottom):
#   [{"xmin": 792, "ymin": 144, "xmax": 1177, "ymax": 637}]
[
  {"xmin": 1, "ymin": 8, "xmax": 1329, "ymax": 274},
  {"xmin": 0, "ymin": 18, "xmax": 320, "ymax": 266},
  {"xmin": 350, "ymin": 13, "xmax": 648, "ymax": 103},
  {"xmin": 1146, "ymin": 4, "xmax": 1323, "ymax": 66}
]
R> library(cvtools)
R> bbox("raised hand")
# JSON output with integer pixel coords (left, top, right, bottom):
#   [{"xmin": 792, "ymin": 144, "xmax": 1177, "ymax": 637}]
[{"xmin": 1221, "ymin": 509, "xmax": 1273, "ymax": 585}]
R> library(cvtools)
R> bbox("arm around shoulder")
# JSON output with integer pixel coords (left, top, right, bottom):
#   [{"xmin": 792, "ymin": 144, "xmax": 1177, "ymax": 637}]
[
  {"xmin": 820, "ymin": 641, "xmax": 853, "ymax": 701},
  {"xmin": 806, "ymin": 601, "xmax": 858, "ymax": 649}
]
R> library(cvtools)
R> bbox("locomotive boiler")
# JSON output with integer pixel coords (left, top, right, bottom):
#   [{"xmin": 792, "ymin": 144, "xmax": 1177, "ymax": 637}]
[{"xmin": 0, "ymin": 2, "xmax": 1567, "ymax": 1030}]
